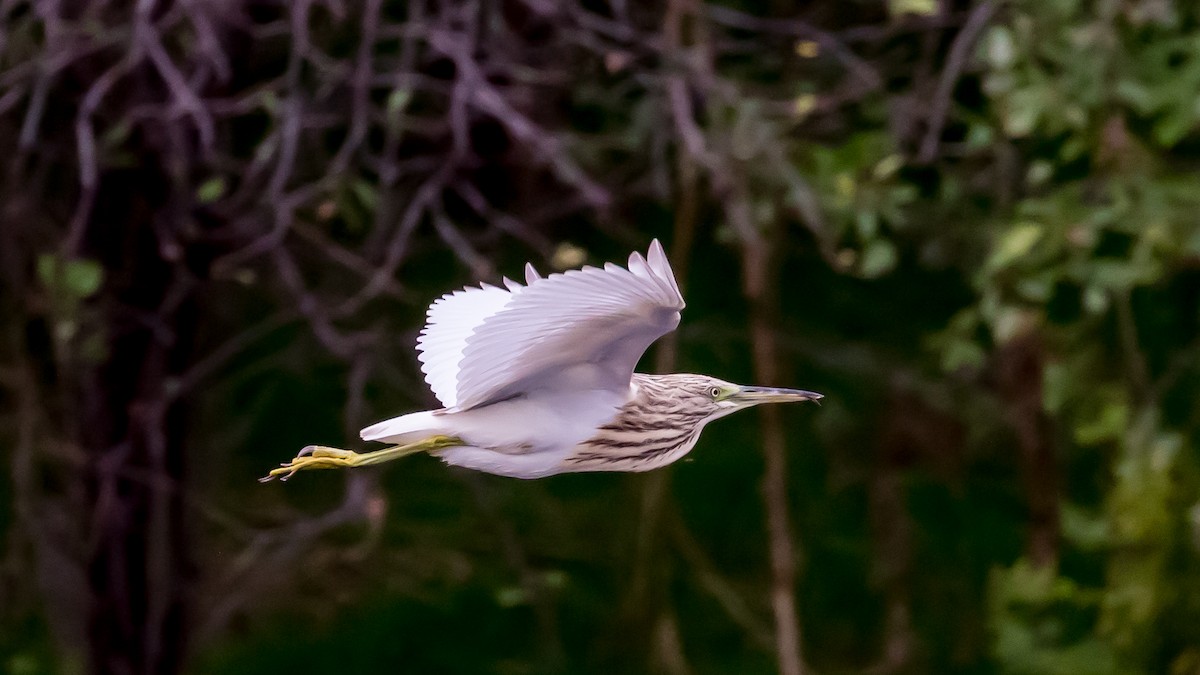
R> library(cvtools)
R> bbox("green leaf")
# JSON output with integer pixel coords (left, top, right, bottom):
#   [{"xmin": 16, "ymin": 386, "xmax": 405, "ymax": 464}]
[
  {"xmin": 494, "ymin": 586, "xmax": 526, "ymax": 608},
  {"xmin": 965, "ymin": 123, "xmax": 995, "ymax": 149},
  {"xmin": 351, "ymin": 179, "xmax": 378, "ymax": 211},
  {"xmin": 1075, "ymin": 401, "xmax": 1129, "ymax": 445},
  {"xmin": 859, "ymin": 239, "xmax": 897, "ymax": 278},
  {"xmin": 65, "ymin": 260, "xmax": 104, "ymax": 298},
  {"xmin": 386, "ymin": 89, "xmax": 412, "ymax": 117},
  {"xmin": 196, "ymin": 177, "xmax": 226, "ymax": 204},
  {"xmin": 1061, "ymin": 503, "xmax": 1110, "ymax": 550},
  {"xmin": 889, "ymin": 0, "xmax": 937, "ymax": 17},
  {"xmin": 386, "ymin": 89, "xmax": 412, "ymax": 131},
  {"xmin": 872, "ymin": 153, "xmax": 904, "ymax": 180},
  {"xmin": 1003, "ymin": 88, "xmax": 1043, "ymax": 137},
  {"xmin": 854, "ymin": 209, "xmax": 879, "ymax": 239},
  {"xmin": 1153, "ymin": 107, "xmax": 1196, "ymax": 147},
  {"xmin": 1026, "ymin": 160, "xmax": 1054, "ymax": 186},
  {"xmin": 988, "ymin": 222, "xmax": 1043, "ymax": 270},
  {"xmin": 984, "ymin": 26, "xmax": 1017, "ymax": 69},
  {"xmin": 37, "ymin": 254, "xmax": 104, "ymax": 299},
  {"xmin": 942, "ymin": 339, "xmax": 986, "ymax": 372},
  {"xmin": 1089, "ymin": 259, "xmax": 1157, "ymax": 290},
  {"xmin": 992, "ymin": 306, "xmax": 1036, "ymax": 344},
  {"xmin": 1015, "ymin": 273, "xmax": 1054, "ymax": 302},
  {"xmin": 1083, "ymin": 286, "xmax": 1109, "ymax": 314},
  {"xmin": 792, "ymin": 93, "xmax": 817, "ymax": 119}
]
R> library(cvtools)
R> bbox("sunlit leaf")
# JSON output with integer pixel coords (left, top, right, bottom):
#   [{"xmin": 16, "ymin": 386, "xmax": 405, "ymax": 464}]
[
  {"xmin": 942, "ymin": 339, "xmax": 986, "ymax": 372},
  {"xmin": 196, "ymin": 177, "xmax": 226, "ymax": 204},
  {"xmin": 988, "ymin": 222, "xmax": 1043, "ymax": 270},
  {"xmin": 859, "ymin": 239, "xmax": 896, "ymax": 278},
  {"xmin": 792, "ymin": 94, "xmax": 817, "ymax": 119},
  {"xmin": 1075, "ymin": 401, "xmax": 1129, "ymax": 445},
  {"xmin": 889, "ymin": 0, "xmax": 937, "ymax": 17},
  {"xmin": 984, "ymin": 26, "xmax": 1017, "ymax": 69},
  {"xmin": 37, "ymin": 254, "xmax": 104, "ymax": 299},
  {"xmin": 1003, "ymin": 89, "xmax": 1043, "ymax": 137},
  {"xmin": 1061, "ymin": 503, "xmax": 1109, "ymax": 550},
  {"xmin": 872, "ymin": 154, "xmax": 904, "ymax": 180}
]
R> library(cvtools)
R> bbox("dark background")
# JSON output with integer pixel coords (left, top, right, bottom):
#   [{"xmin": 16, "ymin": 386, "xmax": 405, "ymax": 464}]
[{"xmin": 3, "ymin": 0, "xmax": 1200, "ymax": 673}]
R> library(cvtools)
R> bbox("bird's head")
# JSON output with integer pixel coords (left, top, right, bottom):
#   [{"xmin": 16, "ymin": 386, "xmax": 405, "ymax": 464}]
[
  {"xmin": 706, "ymin": 378, "xmax": 823, "ymax": 418},
  {"xmin": 640, "ymin": 374, "xmax": 823, "ymax": 424}
]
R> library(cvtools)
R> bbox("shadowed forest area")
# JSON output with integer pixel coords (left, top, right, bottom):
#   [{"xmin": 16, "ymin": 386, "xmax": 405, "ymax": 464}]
[{"xmin": 3, "ymin": 0, "xmax": 1200, "ymax": 673}]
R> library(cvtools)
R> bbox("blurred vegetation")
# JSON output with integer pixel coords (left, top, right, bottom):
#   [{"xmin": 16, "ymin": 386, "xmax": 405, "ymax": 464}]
[{"xmin": 2, "ymin": 0, "xmax": 1200, "ymax": 673}]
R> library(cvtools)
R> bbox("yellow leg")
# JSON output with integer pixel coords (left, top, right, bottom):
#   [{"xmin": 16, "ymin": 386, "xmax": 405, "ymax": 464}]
[{"xmin": 259, "ymin": 435, "xmax": 462, "ymax": 482}]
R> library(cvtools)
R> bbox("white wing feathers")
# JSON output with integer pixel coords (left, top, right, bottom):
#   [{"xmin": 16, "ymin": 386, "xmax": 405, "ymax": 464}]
[
  {"xmin": 415, "ymin": 284, "xmax": 511, "ymax": 408},
  {"xmin": 414, "ymin": 240, "xmax": 684, "ymax": 411}
]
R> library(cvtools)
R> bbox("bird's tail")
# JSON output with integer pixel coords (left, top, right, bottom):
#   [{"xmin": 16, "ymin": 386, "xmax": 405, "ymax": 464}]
[{"xmin": 359, "ymin": 410, "xmax": 447, "ymax": 444}]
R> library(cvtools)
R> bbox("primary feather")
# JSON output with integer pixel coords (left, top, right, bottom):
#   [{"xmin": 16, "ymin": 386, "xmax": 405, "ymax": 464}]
[{"xmin": 416, "ymin": 284, "xmax": 511, "ymax": 408}]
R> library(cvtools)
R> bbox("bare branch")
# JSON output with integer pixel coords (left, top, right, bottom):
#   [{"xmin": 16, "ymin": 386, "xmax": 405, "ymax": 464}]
[{"xmin": 917, "ymin": 1, "xmax": 998, "ymax": 163}]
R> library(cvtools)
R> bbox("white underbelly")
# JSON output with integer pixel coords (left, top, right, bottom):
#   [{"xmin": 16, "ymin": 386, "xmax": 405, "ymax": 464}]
[
  {"xmin": 431, "ymin": 388, "xmax": 630, "ymax": 479},
  {"xmin": 448, "ymin": 389, "xmax": 627, "ymax": 451}
]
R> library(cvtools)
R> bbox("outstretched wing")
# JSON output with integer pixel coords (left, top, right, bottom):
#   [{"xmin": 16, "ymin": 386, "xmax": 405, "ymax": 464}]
[
  {"xmin": 429, "ymin": 240, "xmax": 684, "ymax": 411},
  {"xmin": 416, "ymin": 260, "xmax": 547, "ymax": 408},
  {"xmin": 416, "ymin": 285, "xmax": 509, "ymax": 408}
]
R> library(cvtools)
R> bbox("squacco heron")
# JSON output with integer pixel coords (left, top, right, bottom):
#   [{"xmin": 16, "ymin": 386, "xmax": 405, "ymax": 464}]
[{"xmin": 262, "ymin": 240, "xmax": 820, "ymax": 481}]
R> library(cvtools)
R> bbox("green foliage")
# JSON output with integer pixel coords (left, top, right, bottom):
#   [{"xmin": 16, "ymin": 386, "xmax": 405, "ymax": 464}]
[
  {"xmin": 36, "ymin": 255, "xmax": 103, "ymax": 301},
  {"xmin": 945, "ymin": 1, "xmax": 1200, "ymax": 672},
  {"xmin": 34, "ymin": 254, "xmax": 107, "ymax": 362},
  {"xmin": 989, "ymin": 558, "xmax": 1119, "ymax": 675}
]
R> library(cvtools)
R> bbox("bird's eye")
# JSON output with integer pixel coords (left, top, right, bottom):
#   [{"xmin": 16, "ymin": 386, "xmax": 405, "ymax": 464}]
[{"xmin": 710, "ymin": 387, "xmax": 722, "ymax": 399}]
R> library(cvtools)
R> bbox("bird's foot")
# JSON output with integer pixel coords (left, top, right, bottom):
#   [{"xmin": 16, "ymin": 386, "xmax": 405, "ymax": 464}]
[
  {"xmin": 259, "ymin": 446, "xmax": 361, "ymax": 482},
  {"xmin": 259, "ymin": 435, "xmax": 463, "ymax": 483}
]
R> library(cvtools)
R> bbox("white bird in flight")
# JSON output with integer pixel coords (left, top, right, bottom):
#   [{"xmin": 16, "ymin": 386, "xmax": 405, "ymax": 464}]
[{"xmin": 263, "ymin": 240, "xmax": 821, "ymax": 482}]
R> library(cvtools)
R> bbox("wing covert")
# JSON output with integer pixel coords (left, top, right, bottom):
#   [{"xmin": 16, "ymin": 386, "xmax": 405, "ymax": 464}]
[{"xmin": 450, "ymin": 240, "xmax": 684, "ymax": 410}]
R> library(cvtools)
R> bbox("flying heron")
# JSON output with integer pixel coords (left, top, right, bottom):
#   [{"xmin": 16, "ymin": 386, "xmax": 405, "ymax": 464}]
[{"xmin": 262, "ymin": 240, "xmax": 821, "ymax": 481}]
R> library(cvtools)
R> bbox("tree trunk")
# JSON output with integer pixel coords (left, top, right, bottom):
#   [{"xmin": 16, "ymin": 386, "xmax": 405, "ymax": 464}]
[{"xmin": 82, "ymin": 168, "xmax": 193, "ymax": 675}]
